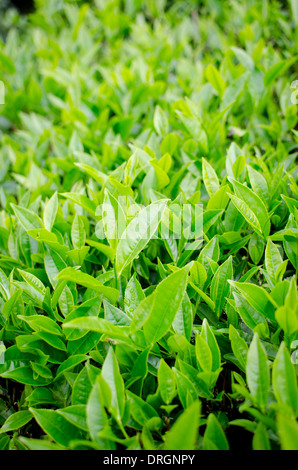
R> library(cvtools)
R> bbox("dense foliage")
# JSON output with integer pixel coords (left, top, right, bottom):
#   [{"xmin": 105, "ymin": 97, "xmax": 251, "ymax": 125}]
[{"xmin": 0, "ymin": 0, "xmax": 297, "ymax": 451}]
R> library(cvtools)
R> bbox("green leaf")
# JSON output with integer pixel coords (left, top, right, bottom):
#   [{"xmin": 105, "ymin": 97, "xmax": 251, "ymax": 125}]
[
  {"xmin": 210, "ymin": 255, "xmax": 233, "ymax": 317},
  {"xmin": 272, "ymin": 342, "xmax": 298, "ymax": 413},
  {"xmin": 0, "ymin": 411, "xmax": 32, "ymax": 434},
  {"xmin": 56, "ymin": 267, "xmax": 119, "ymax": 303},
  {"xmin": 275, "ymin": 276, "xmax": 298, "ymax": 336},
  {"xmin": 18, "ymin": 314, "xmax": 63, "ymax": 336},
  {"xmin": 56, "ymin": 405, "xmax": 87, "ymax": 431},
  {"xmin": 116, "ymin": 200, "xmax": 167, "ymax": 274},
  {"xmin": 190, "ymin": 282, "xmax": 216, "ymax": 312},
  {"xmin": 71, "ymin": 365, "xmax": 94, "ymax": 405},
  {"xmin": 43, "ymin": 192, "xmax": 58, "ymax": 231},
  {"xmin": 172, "ymin": 293, "xmax": 193, "ymax": 341},
  {"xmin": 203, "ymin": 413, "xmax": 229, "ymax": 450},
  {"xmin": 232, "ymin": 155, "xmax": 246, "ymax": 179},
  {"xmin": 174, "ymin": 368, "xmax": 198, "ymax": 408},
  {"xmin": 17, "ymin": 269, "xmax": 46, "ymax": 294},
  {"xmin": 277, "ymin": 413, "xmax": 298, "ymax": 450},
  {"xmin": 124, "ymin": 273, "xmax": 145, "ymax": 317},
  {"xmin": 126, "ymin": 391, "xmax": 159, "ymax": 426},
  {"xmin": 232, "ymin": 291, "xmax": 269, "ymax": 337},
  {"xmin": 86, "ymin": 239, "xmax": 115, "ymax": 262},
  {"xmin": 44, "ymin": 249, "xmax": 67, "ymax": 289},
  {"xmin": 265, "ymin": 240, "xmax": 283, "ymax": 285},
  {"xmin": 252, "ymin": 422, "xmax": 271, "ymax": 450},
  {"xmin": 0, "ymin": 366, "xmax": 52, "ymax": 386},
  {"xmin": 264, "ymin": 57, "xmax": 298, "ymax": 87},
  {"xmin": 195, "ymin": 334, "xmax": 212, "ymax": 372},
  {"xmin": 11, "ymin": 204, "xmax": 43, "ymax": 232},
  {"xmin": 248, "ymin": 232, "xmax": 265, "ymax": 265},
  {"xmin": 104, "ymin": 299, "xmax": 131, "ymax": 326},
  {"xmin": 101, "ymin": 348, "xmax": 126, "ymax": 424},
  {"xmin": 30, "ymin": 408, "xmax": 82, "ymax": 446},
  {"xmin": 18, "ymin": 437, "xmax": 65, "ymax": 451},
  {"xmin": 153, "ymin": 105, "xmax": 169, "ymax": 136},
  {"xmin": 247, "ymin": 166, "xmax": 269, "ymax": 207},
  {"xmin": 60, "ymin": 193, "xmax": 97, "ymax": 216},
  {"xmin": 229, "ymin": 325, "xmax": 248, "ymax": 372},
  {"xmin": 231, "ymin": 46, "xmax": 255, "ymax": 70},
  {"xmin": 158, "ymin": 359, "xmax": 176, "ymax": 405},
  {"xmin": 86, "ymin": 379, "xmax": 110, "ymax": 447},
  {"xmin": 71, "ymin": 214, "xmax": 86, "ymax": 249},
  {"xmin": 63, "ymin": 316, "xmax": 131, "ymax": 342},
  {"xmin": 228, "ymin": 193, "xmax": 261, "ymax": 234},
  {"xmin": 205, "ymin": 64, "xmax": 226, "ymax": 97},
  {"xmin": 201, "ymin": 319, "xmax": 221, "ymax": 371},
  {"xmin": 229, "ymin": 280, "xmax": 276, "ymax": 322},
  {"xmin": 202, "ymin": 158, "xmax": 220, "ymax": 197},
  {"xmin": 246, "ymin": 334, "xmax": 270, "ymax": 409},
  {"xmin": 228, "ymin": 178, "xmax": 270, "ymax": 237},
  {"xmin": 55, "ymin": 355, "xmax": 87, "ymax": 379}
]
